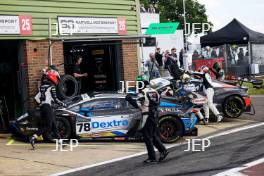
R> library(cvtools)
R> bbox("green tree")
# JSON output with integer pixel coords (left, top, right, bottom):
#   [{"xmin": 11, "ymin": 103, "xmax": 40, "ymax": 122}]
[{"xmin": 140, "ymin": 0, "xmax": 212, "ymax": 32}]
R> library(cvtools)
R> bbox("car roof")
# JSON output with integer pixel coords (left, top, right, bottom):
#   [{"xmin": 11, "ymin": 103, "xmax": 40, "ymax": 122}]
[
  {"xmin": 93, "ymin": 93, "xmax": 126, "ymax": 99},
  {"xmin": 67, "ymin": 93, "xmax": 127, "ymax": 108}
]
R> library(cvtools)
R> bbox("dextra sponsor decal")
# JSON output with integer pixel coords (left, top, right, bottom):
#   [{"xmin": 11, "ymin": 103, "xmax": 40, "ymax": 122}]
[{"xmin": 92, "ymin": 120, "xmax": 129, "ymax": 129}]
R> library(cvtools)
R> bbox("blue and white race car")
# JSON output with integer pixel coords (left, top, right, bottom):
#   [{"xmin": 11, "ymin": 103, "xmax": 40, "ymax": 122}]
[{"xmin": 11, "ymin": 93, "xmax": 198, "ymax": 143}]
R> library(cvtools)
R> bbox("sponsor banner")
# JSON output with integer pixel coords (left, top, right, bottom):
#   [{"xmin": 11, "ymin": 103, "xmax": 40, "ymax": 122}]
[
  {"xmin": 58, "ymin": 16, "xmax": 127, "ymax": 35},
  {"xmin": 145, "ymin": 22, "xmax": 180, "ymax": 35},
  {"xmin": 0, "ymin": 15, "xmax": 32, "ymax": 35},
  {"xmin": 76, "ymin": 115, "xmax": 129, "ymax": 134},
  {"xmin": 0, "ymin": 15, "xmax": 20, "ymax": 34}
]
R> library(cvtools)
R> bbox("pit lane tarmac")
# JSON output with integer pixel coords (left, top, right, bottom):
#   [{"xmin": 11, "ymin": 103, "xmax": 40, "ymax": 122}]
[{"xmin": 0, "ymin": 96, "xmax": 262, "ymax": 176}]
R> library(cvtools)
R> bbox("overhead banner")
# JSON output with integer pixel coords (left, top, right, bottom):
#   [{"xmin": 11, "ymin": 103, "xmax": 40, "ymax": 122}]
[
  {"xmin": 0, "ymin": 15, "xmax": 20, "ymax": 34},
  {"xmin": 58, "ymin": 16, "xmax": 126, "ymax": 35},
  {"xmin": 145, "ymin": 22, "xmax": 180, "ymax": 35}
]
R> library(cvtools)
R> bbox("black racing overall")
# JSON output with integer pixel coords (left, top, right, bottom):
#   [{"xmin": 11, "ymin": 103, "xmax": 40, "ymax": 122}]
[
  {"xmin": 33, "ymin": 81, "xmax": 63, "ymax": 141},
  {"xmin": 142, "ymin": 90, "xmax": 166, "ymax": 161},
  {"xmin": 126, "ymin": 87, "xmax": 168, "ymax": 162}
]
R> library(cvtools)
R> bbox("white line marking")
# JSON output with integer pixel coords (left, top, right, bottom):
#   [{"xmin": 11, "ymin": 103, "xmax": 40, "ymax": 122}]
[
  {"xmin": 251, "ymin": 95, "xmax": 264, "ymax": 98},
  {"xmin": 213, "ymin": 157, "xmax": 264, "ymax": 176},
  {"xmin": 50, "ymin": 122, "xmax": 264, "ymax": 176}
]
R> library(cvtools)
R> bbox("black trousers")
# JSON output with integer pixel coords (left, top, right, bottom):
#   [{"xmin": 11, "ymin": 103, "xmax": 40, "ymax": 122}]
[
  {"xmin": 143, "ymin": 116, "xmax": 166, "ymax": 160},
  {"xmin": 36, "ymin": 104, "xmax": 60, "ymax": 139},
  {"xmin": 77, "ymin": 79, "xmax": 82, "ymax": 94}
]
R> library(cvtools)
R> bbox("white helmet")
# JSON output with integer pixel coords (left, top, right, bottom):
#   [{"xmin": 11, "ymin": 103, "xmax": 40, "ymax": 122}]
[
  {"xmin": 201, "ymin": 65, "xmax": 209, "ymax": 73},
  {"xmin": 182, "ymin": 73, "xmax": 191, "ymax": 83}
]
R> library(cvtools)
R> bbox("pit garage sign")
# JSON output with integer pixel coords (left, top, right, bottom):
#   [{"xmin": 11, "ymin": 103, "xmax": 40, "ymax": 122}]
[
  {"xmin": 0, "ymin": 15, "xmax": 32, "ymax": 35},
  {"xmin": 0, "ymin": 15, "xmax": 20, "ymax": 34},
  {"xmin": 58, "ymin": 16, "xmax": 127, "ymax": 35}
]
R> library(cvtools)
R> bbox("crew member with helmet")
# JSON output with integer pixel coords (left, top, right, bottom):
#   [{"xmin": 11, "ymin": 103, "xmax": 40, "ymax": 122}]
[
  {"xmin": 30, "ymin": 66, "xmax": 66, "ymax": 149},
  {"xmin": 126, "ymin": 81, "xmax": 169, "ymax": 163},
  {"xmin": 212, "ymin": 62, "xmax": 225, "ymax": 81},
  {"xmin": 200, "ymin": 65, "xmax": 223, "ymax": 123}
]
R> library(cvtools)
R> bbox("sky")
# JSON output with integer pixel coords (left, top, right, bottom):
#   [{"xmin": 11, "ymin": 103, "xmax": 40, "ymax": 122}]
[{"xmin": 197, "ymin": 0, "xmax": 264, "ymax": 33}]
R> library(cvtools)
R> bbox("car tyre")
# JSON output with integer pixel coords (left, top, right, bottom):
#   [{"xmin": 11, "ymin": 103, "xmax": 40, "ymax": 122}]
[
  {"xmin": 57, "ymin": 75, "xmax": 79, "ymax": 100},
  {"xmin": 158, "ymin": 116, "xmax": 183, "ymax": 143},
  {"xmin": 223, "ymin": 96, "xmax": 244, "ymax": 118},
  {"xmin": 46, "ymin": 117, "xmax": 72, "ymax": 141}
]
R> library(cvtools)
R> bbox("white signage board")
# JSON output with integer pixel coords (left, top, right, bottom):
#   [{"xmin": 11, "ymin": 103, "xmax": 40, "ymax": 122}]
[
  {"xmin": 140, "ymin": 30, "xmax": 184, "ymax": 63},
  {"xmin": 140, "ymin": 13, "xmax": 160, "ymax": 29},
  {"xmin": 58, "ymin": 16, "xmax": 118, "ymax": 35},
  {"xmin": 0, "ymin": 15, "xmax": 20, "ymax": 34}
]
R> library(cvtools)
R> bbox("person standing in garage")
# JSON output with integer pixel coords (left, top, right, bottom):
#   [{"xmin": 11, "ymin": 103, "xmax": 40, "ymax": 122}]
[
  {"xmin": 126, "ymin": 84, "xmax": 169, "ymax": 163},
  {"xmin": 72, "ymin": 56, "xmax": 88, "ymax": 94}
]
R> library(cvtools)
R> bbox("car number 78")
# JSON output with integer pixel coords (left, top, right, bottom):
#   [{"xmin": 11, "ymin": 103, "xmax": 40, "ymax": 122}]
[{"xmin": 76, "ymin": 122, "xmax": 91, "ymax": 134}]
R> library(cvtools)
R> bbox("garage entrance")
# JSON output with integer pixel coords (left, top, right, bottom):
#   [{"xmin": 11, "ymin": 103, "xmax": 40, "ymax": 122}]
[
  {"xmin": 0, "ymin": 40, "xmax": 26, "ymax": 131},
  {"xmin": 63, "ymin": 41, "xmax": 123, "ymax": 93}
]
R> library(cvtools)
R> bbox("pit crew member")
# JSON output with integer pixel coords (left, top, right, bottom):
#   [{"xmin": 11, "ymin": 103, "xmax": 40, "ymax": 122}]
[
  {"xmin": 126, "ymin": 83, "xmax": 169, "ymax": 163},
  {"xmin": 30, "ymin": 66, "xmax": 65, "ymax": 150}
]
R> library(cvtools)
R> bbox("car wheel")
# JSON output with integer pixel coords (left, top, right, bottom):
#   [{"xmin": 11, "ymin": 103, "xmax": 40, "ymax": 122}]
[
  {"xmin": 46, "ymin": 117, "xmax": 72, "ymax": 141},
  {"xmin": 56, "ymin": 117, "xmax": 72, "ymax": 139},
  {"xmin": 223, "ymin": 96, "xmax": 244, "ymax": 118},
  {"xmin": 158, "ymin": 116, "xmax": 183, "ymax": 143}
]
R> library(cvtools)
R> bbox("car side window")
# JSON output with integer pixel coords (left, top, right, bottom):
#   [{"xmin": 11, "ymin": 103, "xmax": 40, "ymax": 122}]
[
  {"xmin": 69, "ymin": 98, "xmax": 133, "ymax": 113},
  {"xmin": 68, "ymin": 100, "xmax": 98, "ymax": 113},
  {"xmin": 68, "ymin": 104, "xmax": 81, "ymax": 113},
  {"xmin": 81, "ymin": 98, "xmax": 124, "ymax": 111}
]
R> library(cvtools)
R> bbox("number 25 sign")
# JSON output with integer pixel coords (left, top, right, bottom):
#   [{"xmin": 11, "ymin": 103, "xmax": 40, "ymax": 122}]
[{"xmin": 19, "ymin": 16, "xmax": 32, "ymax": 36}]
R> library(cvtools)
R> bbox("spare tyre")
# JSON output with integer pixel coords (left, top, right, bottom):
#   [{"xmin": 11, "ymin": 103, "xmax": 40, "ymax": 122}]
[{"xmin": 57, "ymin": 75, "xmax": 79, "ymax": 100}]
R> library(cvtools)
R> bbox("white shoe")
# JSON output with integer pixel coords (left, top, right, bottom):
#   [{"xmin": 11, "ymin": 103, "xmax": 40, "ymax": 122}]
[
  {"xmin": 205, "ymin": 118, "xmax": 209, "ymax": 124},
  {"xmin": 217, "ymin": 115, "xmax": 223, "ymax": 122}
]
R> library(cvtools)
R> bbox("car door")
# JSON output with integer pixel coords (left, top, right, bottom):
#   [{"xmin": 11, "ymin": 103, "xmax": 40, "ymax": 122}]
[{"xmin": 77, "ymin": 98, "xmax": 139, "ymax": 138}]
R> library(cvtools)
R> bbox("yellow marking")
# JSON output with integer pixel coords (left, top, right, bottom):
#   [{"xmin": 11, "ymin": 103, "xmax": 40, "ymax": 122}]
[
  {"xmin": 5, "ymin": 142, "xmax": 127, "ymax": 147},
  {"xmin": 6, "ymin": 139, "xmax": 15, "ymax": 145},
  {"xmin": 37, "ymin": 135, "xmax": 44, "ymax": 141}
]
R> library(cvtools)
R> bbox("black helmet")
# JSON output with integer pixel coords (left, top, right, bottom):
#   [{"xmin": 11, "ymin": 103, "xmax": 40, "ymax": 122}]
[{"xmin": 49, "ymin": 65, "xmax": 59, "ymax": 72}]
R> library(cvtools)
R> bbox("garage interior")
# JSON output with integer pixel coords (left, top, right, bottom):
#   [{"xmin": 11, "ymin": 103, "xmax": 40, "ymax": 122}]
[
  {"xmin": 0, "ymin": 40, "xmax": 24, "ymax": 131},
  {"xmin": 63, "ymin": 41, "xmax": 123, "ymax": 93}
]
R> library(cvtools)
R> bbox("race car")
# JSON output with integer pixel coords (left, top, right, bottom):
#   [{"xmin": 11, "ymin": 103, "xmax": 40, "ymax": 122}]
[
  {"xmin": 11, "ymin": 93, "xmax": 198, "ymax": 143},
  {"xmin": 150, "ymin": 77, "xmax": 254, "ymax": 119}
]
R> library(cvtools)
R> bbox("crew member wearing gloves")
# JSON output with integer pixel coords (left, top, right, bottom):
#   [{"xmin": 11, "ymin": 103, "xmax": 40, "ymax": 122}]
[
  {"xmin": 30, "ymin": 66, "xmax": 66, "ymax": 149},
  {"xmin": 126, "ymin": 84, "xmax": 169, "ymax": 163},
  {"xmin": 201, "ymin": 66, "xmax": 223, "ymax": 123}
]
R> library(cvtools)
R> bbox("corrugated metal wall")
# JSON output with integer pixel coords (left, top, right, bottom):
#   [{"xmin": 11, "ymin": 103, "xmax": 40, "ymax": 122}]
[{"xmin": 0, "ymin": 0, "xmax": 139, "ymax": 39}]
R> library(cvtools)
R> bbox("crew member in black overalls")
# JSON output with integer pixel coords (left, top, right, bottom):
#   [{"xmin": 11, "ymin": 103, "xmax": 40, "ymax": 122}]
[
  {"xmin": 72, "ymin": 56, "xmax": 88, "ymax": 94},
  {"xmin": 126, "ymin": 84, "xmax": 169, "ymax": 163},
  {"xmin": 30, "ymin": 67, "xmax": 65, "ymax": 149}
]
